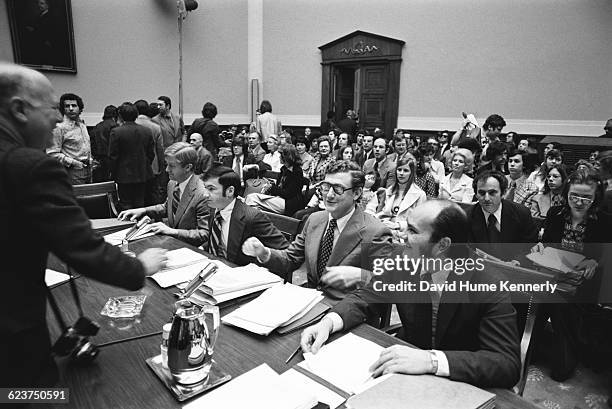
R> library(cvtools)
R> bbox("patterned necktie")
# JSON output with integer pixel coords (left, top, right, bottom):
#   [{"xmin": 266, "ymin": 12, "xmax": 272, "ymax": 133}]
[
  {"xmin": 208, "ymin": 210, "xmax": 225, "ymax": 258},
  {"xmin": 506, "ymin": 180, "xmax": 517, "ymax": 202},
  {"xmin": 317, "ymin": 219, "xmax": 337, "ymax": 278},
  {"xmin": 233, "ymin": 157, "xmax": 242, "ymax": 181},
  {"xmin": 171, "ymin": 185, "xmax": 181, "ymax": 215},
  {"xmin": 487, "ymin": 213, "xmax": 501, "ymax": 243}
]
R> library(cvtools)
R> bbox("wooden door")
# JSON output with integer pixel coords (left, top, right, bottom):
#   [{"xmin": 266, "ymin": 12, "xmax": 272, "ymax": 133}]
[
  {"xmin": 334, "ymin": 66, "xmax": 355, "ymax": 123},
  {"xmin": 359, "ymin": 64, "xmax": 388, "ymax": 132}
]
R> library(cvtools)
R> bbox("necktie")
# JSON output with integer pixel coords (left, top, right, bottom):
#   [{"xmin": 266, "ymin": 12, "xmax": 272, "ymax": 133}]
[
  {"xmin": 411, "ymin": 272, "xmax": 433, "ymax": 349},
  {"xmin": 171, "ymin": 185, "xmax": 180, "ymax": 215},
  {"xmin": 208, "ymin": 210, "xmax": 225, "ymax": 258},
  {"xmin": 506, "ymin": 180, "xmax": 516, "ymax": 202},
  {"xmin": 317, "ymin": 219, "xmax": 337, "ymax": 278},
  {"xmin": 233, "ymin": 157, "xmax": 242, "ymax": 181},
  {"xmin": 422, "ymin": 272, "xmax": 440, "ymax": 348},
  {"xmin": 373, "ymin": 160, "xmax": 379, "ymax": 174},
  {"xmin": 487, "ymin": 213, "xmax": 501, "ymax": 243}
]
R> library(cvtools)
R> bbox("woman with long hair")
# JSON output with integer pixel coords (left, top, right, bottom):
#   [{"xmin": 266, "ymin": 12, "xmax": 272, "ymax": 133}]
[
  {"xmin": 256, "ymin": 100, "xmax": 281, "ymax": 142},
  {"xmin": 527, "ymin": 148, "xmax": 563, "ymax": 191},
  {"xmin": 529, "ymin": 164, "xmax": 567, "ymax": 217},
  {"xmin": 337, "ymin": 145, "xmax": 355, "ymax": 162},
  {"xmin": 438, "ymin": 148, "xmax": 475, "ymax": 203},
  {"xmin": 245, "ymin": 144, "xmax": 304, "ymax": 215}
]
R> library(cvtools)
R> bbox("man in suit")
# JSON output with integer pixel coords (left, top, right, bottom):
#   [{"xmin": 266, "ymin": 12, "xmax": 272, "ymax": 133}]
[
  {"xmin": 337, "ymin": 109, "xmax": 357, "ymax": 138},
  {"xmin": 0, "ymin": 62, "xmax": 167, "ymax": 387},
  {"xmin": 247, "ymin": 131, "xmax": 266, "ymax": 162},
  {"xmin": 109, "ymin": 102, "xmax": 155, "ymax": 210},
  {"xmin": 468, "ymin": 170, "xmax": 538, "ymax": 261},
  {"xmin": 355, "ymin": 134, "xmax": 374, "ymax": 168},
  {"xmin": 188, "ymin": 132, "xmax": 213, "ymax": 177},
  {"xmin": 243, "ymin": 160, "xmax": 393, "ymax": 299},
  {"xmin": 91, "ymin": 104, "xmax": 117, "ymax": 182},
  {"xmin": 363, "ymin": 138, "xmax": 395, "ymax": 188},
  {"xmin": 202, "ymin": 166, "xmax": 288, "ymax": 266},
  {"xmin": 134, "ymin": 99, "xmax": 165, "ymax": 205},
  {"xmin": 119, "ymin": 142, "xmax": 210, "ymax": 247},
  {"xmin": 300, "ymin": 200, "xmax": 520, "ymax": 388}
]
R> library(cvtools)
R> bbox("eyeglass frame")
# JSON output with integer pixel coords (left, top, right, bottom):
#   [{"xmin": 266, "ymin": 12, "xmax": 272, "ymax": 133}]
[
  {"xmin": 317, "ymin": 182, "xmax": 355, "ymax": 196},
  {"xmin": 568, "ymin": 192, "xmax": 594, "ymax": 205}
]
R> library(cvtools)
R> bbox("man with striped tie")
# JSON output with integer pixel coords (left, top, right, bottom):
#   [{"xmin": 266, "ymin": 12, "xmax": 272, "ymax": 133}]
[
  {"xmin": 201, "ymin": 166, "xmax": 288, "ymax": 266},
  {"xmin": 119, "ymin": 142, "xmax": 210, "ymax": 247}
]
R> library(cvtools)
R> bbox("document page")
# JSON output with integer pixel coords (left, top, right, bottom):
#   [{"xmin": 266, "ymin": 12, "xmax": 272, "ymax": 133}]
[{"xmin": 527, "ymin": 246, "xmax": 585, "ymax": 273}]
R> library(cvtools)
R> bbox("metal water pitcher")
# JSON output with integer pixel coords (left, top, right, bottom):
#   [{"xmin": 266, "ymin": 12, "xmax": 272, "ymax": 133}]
[{"xmin": 167, "ymin": 262, "xmax": 220, "ymax": 385}]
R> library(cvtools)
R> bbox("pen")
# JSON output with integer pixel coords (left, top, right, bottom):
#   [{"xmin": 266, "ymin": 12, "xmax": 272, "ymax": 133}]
[{"xmin": 285, "ymin": 345, "xmax": 302, "ymax": 364}]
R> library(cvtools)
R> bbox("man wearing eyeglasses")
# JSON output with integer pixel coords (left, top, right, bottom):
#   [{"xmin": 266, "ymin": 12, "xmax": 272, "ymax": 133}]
[
  {"xmin": 599, "ymin": 119, "xmax": 612, "ymax": 138},
  {"xmin": 243, "ymin": 160, "xmax": 393, "ymax": 299}
]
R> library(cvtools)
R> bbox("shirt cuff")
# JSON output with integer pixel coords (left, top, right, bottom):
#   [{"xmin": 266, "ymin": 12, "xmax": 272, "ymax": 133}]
[
  {"xmin": 256, "ymin": 247, "xmax": 271, "ymax": 264},
  {"xmin": 323, "ymin": 312, "xmax": 344, "ymax": 333},
  {"xmin": 431, "ymin": 350, "xmax": 450, "ymax": 377}
]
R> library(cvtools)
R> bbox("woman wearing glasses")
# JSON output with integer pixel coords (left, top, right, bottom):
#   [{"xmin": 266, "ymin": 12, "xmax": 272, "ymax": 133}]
[
  {"xmin": 531, "ymin": 168, "xmax": 610, "ymax": 381},
  {"xmin": 529, "ymin": 164, "xmax": 567, "ymax": 217}
]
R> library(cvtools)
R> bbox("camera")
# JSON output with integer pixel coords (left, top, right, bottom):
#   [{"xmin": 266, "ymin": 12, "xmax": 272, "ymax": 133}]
[{"xmin": 52, "ymin": 317, "xmax": 100, "ymax": 363}]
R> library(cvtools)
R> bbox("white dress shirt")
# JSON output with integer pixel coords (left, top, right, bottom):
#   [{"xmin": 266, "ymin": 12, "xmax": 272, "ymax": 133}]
[
  {"xmin": 217, "ymin": 198, "xmax": 236, "ymax": 253},
  {"xmin": 176, "ymin": 174, "xmax": 193, "ymax": 201}
]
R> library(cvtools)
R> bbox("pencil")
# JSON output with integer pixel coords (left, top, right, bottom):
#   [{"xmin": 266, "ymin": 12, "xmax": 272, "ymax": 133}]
[{"xmin": 285, "ymin": 345, "xmax": 302, "ymax": 364}]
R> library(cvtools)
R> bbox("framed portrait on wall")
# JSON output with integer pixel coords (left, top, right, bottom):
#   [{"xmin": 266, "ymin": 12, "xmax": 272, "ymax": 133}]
[{"xmin": 6, "ymin": 0, "xmax": 77, "ymax": 73}]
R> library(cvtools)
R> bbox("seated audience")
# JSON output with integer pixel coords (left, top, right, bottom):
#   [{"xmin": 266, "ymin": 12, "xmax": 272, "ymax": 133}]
[
  {"xmin": 363, "ymin": 138, "xmax": 395, "ymax": 188},
  {"xmin": 438, "ymin": 148, "xmax": 475, "ymax": 203},
  {"xmin": 337, "ymin": 145, "xmax": 356, "ymax": 162},
  {"xmin": 188, "ymin": 132, "xmax": 213, "ymax": 177},
  {"xmin": 355, "ymin": 134, "xmax": 374, "ymax": 167},
  {"xmin": 262, "ymin": 134, "xmax": 282, "ymax": 172},
  {"xmin": 528, "ymin": 148, "xmax": 563, "ymax": 190},
  {"xmin": 247, "ymin": 131, "xmax": 266, "ymax": 162},
  {"xmin": 412, "ymin": 146, "xmax": 438, "ymax": 198},
  {"xmin": 245, "ymin": 145, "xmax": 304, "ymax": 216},
  {"xmin": 529, "ymin": 164, "xmax": 567, "ymax": 217},
  {"xmin": 202, "ymin": 166, "xmax": 289, "ymax": 266},
  {"xmin": 308, "ymin": 136, "xmax": 336, "ymax": 184},
  {"xmin": 476, "ymin": 140, "xmax": 508, "ymax": 175},
  {"xmin": 504, "ymin": 149, "xmax": 539, "ymax": 206},
  {"xmin": 242, "ymin": 160, "xmax": 393, "ymax": 299},
  {"xmin": 295, "ymin": 134, "xmax": 313, "ymax": 174},
  {"xmin": 426, "ymin": 137, "xmax": 446, "ymax": 182},
  {"xmin": 119, "ymin": 142, "xmax": 210, "ymax": 247},
  {"xmin": 387, "ymin": 133, "xmax": 409, "ymax": 163},
  {"xmin": 301, "ymin": 200, "xmax": 520, "ymax": 388},
  {"xmin": 222, "ymin": 135, "xmax": 260, "ymax": 187}
]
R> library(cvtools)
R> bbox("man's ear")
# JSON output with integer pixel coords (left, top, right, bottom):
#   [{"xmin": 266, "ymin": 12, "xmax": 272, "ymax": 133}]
[
  {"xmin": 353, "ymin": 186, "xmax": 363, "ymax": 202},
  {"xmin": 226, "ymin": 186, "xmax": 235, "ymax": 198},
  {"xmin": 8, "ymin": 97, "xmax": 28, "ymax": 124},
  {"xmin": 433, "ymin": 237, "xmax": 451, "ymax": 257}
]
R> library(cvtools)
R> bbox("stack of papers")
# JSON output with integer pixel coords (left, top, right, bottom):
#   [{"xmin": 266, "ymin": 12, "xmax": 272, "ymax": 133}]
[
  {"xmin": 298, "ymin": 333, "xmax": 391, "ymax": 395},
  {"xmin": 103, "ymin": 225, "xmax": 156, "ymax": 245},
  {"xmin": 222, "ymin": 284, "xmax": 323, "ymax": 335},
  {"xmin": 183, "ymin": 364, "xmax": 318, "ymax": 409},
  {"xmin": 527, "ymin": 246, "xmax": 585, "ymax": 274}
]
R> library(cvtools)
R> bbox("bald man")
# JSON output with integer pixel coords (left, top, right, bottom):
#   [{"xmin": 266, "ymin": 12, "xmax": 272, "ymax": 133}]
[{"xmin": 0, "ymin": 63, "xmax": 166, "ymax": 387}]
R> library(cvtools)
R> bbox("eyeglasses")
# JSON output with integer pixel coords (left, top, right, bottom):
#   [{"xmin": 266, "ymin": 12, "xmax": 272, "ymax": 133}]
[
  {"xmin": 568, "ymin": 193, "xmax": 594, "ymax": 205},
  {"xmin": 318, "ymin": 182, "xmax": 353, "ymax": 195}
]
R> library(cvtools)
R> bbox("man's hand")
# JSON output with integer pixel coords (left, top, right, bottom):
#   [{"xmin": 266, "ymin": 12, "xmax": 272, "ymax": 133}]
[
  {"xmin": 118, "ymin": 208, "xmax": 147, "ymax": 221},
  {"xmin": 137, "ymin": 248, "xmax": 168, "ymax": 275},
  {"xmin": 242, "ymin": 237, "xmax": 268, "ymax": 259},
  {"xmin": 576, "ymin": 258, "xmax": 598, "ymax": 280},
  {"xmin": 382, "ymin": 220, "xmax": 400, "ymax": 230},
  {"xmin": 369, "ymin": 345, "xmax": 434, "ymax": 377},
  {"xmin": 147, "ymin": 222, "xmax": 176, "ymax": 236},
  {"xmin": 300, "ymin": 317, "xmax": 334, "ymax": 354},
  {"xmin": 72, "ymin": 160, "xmax": 84, "ymax": 169},
  {"xmin": 320, "ymin": 266, "xmax": 364, "ymax": 290}
]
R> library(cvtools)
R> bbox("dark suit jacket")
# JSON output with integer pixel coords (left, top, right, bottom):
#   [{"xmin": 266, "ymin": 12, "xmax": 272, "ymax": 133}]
[
  {"xmin": 267, "ymin": 165, "xmax": 305, "ymax": 216},
  {"xmin": 0, "ymin": 118, "xmax": 145, "ymax": 387},
  {"xmin": 189, "ymin": 117, "xmax": 224, "ymax": 156},
  {"xmin": 220, "ymin": 199, "xmax": 289, "ymax": 266},
  {"xmin": 468, "ymin": 199, "xmax": 538, "ymax": 260},
  {"xmin": 108, "ymin": 122, "xmax": 155, "ymax": 183},
  {"xmin": 144, "ymin": 175, "xmax": 210, "ymax": 247},
  {"xmin": 91, "ymin": 118, "xmax": 116, "ymax": 160},
  {"xmin": 332, "ymin": 267, "xmax": 520, "ymax": 388},
  {"xmin": 265, "ymin": 208, "xmax": 393, "ymax": 299},
  {"xmin": 355, "ymin": 149, "xmax": 373, "ymax": 169},
  {"xmin": 337, "ymin": 118, "xmax": 357, "ymax": 136}
]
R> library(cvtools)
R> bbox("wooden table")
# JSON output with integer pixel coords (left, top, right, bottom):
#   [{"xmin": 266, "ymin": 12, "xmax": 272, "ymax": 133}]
[{"xmin": 46, "ymin": 233, "xmax": 540, "ymax": 409}]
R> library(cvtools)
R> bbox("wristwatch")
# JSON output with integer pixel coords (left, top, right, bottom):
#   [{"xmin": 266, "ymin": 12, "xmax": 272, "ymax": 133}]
[{"xmin": 429, "ymin": 350, "xmax": 439, "ymax": 374}]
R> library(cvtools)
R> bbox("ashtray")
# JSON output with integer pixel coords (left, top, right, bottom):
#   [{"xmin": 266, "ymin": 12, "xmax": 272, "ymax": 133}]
[{"xmin": 145, "ymin": 354, "xmax": 231, "ymax": 401}]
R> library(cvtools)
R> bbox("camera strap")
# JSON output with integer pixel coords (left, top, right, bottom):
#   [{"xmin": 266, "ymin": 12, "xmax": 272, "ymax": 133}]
[{"xmin": 45, "ymin": 270, "xmax": 83, "ymax": 332}]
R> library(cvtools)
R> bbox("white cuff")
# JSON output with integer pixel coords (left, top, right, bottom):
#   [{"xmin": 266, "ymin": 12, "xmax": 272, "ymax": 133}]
[
  {"xmin": 431, "ymin": 350, "xmax": 450, "ymax": 377},
  {"xmin": 323, "ymin": 312, "xmax": 344, "ymax": 333}
]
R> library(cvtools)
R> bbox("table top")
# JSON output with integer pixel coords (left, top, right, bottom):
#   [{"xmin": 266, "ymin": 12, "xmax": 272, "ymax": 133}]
[{"xmin": 46, "ymin": 230, "xmax": 540, "ymax": 409}]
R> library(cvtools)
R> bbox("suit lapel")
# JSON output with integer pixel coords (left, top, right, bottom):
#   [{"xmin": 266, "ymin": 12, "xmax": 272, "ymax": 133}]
[
  {"xmin": 500, "ymin": 200, "xmax": 512, "ymax": 242},
  {"xmin": 328, "ymin": 209, "xmax": 363, "ymax": 266},
  {"xmin": 174, "ymin": 176, "xmax": 196, "ymax": 225},
  {"xmin": 397, "ymin": 187, "xmax": 421, "ymax": 215},
  {"xmin": 226, "ymin": 201, "xmax": 246, "ymax": 262},
  {"xmin": 472, "ymin": 204, "xmax": 488, "ymax": 242},
  {"xmin": 167, "ymin": 180, "xmax": 177, "ymax": 225},
  {"xmin": 435, "ymin": 271, "xmax": 470, "ymax": 346},
  {"xmin": 307, "ymin": 212, "xmax": 328, "ymax": 272}
]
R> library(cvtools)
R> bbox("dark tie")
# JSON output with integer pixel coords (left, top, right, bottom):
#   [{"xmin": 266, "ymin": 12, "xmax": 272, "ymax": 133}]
[
  {"xmin": 171, "ymin": 185, "xmax": 180, "ymax": 215},
  {"xmin": 373, "ymin": 160, "xmax": 379, "ymax": 174},
  {"xmin": 487, "ymin": 213, "xmax": 501, "ymax": 243},
  {"xmin": 506, "ymin": 180, "xmax": 516, "ymax": 202},
  {"xmin": 411, "ymin": 272, "xmax": 433, "ymax": 349},
  {"xmin": 208, "ymin": 210, "xmax": 225, "ymax": 258},
  {"xmin": 317, "ymin": 219, "xmax": 337, "ymax": 278}
]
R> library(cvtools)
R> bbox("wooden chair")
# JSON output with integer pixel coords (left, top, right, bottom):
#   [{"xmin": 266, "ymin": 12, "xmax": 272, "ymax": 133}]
[
  {"xmin": 261, "ymin": 210, "xmax": 302, "ymax": 242},
  {"xmin": 72, "ymin": 181, "xmax": 119, "ymax": 219}
]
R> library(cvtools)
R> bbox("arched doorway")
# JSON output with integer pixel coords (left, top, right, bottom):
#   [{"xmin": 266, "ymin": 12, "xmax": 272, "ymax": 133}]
[{"xmin": 319, "ymin": 31, "xmax": 405, "ymax": 138}]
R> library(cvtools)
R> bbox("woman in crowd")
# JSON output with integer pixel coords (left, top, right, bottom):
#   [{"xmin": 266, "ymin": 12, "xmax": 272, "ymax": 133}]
[
  {"xmin": 527, "ymin": 148, "xmax": 563, "ymax": 191},
  {"xmin": 245, "ymin": 144, "xmax": 304, "ymax": 216},
  {"xmin": 308, "ymin": 136, "xmax": 335, "ymax": 184},
  {"xmin": 337, "ymin": 145, "xmax": 355, "ymax": 162},
  {"xmin": 366, "ymin": 156, "xmax": 426, "ymax": 239},
  {"xmin": 295, "ymin": 135, "xmax": 313, "ymax": 174},
  {"xmin": 531, "ymin": 168, "xmax": 610, "ymax": 381},
  {"xmin": 412, "ymin": 146, "xmax": 438, "ymax": 198},
  {"xmin": 262, "ymin": 134, "xmax": 282, "ymax": 172},
  {"xmin": 438, "ymin": 148, "xmax": 475, "ymax": 203},
  {"xmin": 256, "ymin": 100, "xmax": 280, "ymax": 142},
  {"xmin": 529, "ymin": 164, "xmax": 567, "ymax": 217},
  {"xmin": 359, "ymin": 169, "xmax": 382, "ymax": 213},
  {"xmin": 308, "ymin": 135, "xmax": 319, "ymax": 157}
]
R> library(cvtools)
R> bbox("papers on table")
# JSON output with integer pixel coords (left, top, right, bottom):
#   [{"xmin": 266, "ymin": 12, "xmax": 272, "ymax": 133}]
[
  {"xmin": 183, "ymin": 364, "xmax": 318, "ymax": 409},
  {"xmin": 527, "ymin": 246, "xmax": 585, "ymax": 273},
  {"xmin": 45, "ymin": 269, "xmax": 70, "ymax": 287},
  {"xmin": 103, "ymin": 225, "xmax": 156, "ymax": 245},
  {"xmin": 298, "ymin": 333, "xmax": 391, "ymax": 395},
  {"xmin": 279, "ymin": 369, "xmax": 344, "ymax": 409},
  {"xmin": 222, "ymin": 284, "xmax": 323, "ymax": 335}
]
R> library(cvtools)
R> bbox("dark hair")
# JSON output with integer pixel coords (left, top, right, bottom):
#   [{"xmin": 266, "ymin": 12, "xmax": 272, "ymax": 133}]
[
  {"xmin": 148, "ymin": 102, "xmax": 160, "ymax": 118},
  {"xmin": 546, "ymin": 141, "xmax": 562, "ymax": 151},
  {"xmin": 231, "ymin": 136, "xmax": 248, "ymax": 155},
  {"xmin": 157, "ymin": 96, "xmax": 171, "ymax": 109},
  {"xmin": 429, "ymin": 200, "xmax": 470, "ymax": 258},
  {"xmin": 485, "ymin": 141, "xmax": 507, "ymax": 161},
  {"xmin": 546, "ymin": 148, "xmax": 563, "ymax": 161},
  {"xmin": 326, "ymin": 160, "xmax": 365, "ymax": 191},
  {"xmin": 563, "ymin": 168, "xmax": 605, "ymax": 215},
  {"xmin": 317, "ymin": 135, "xmax": 331, "ymax": 150},
  {"xmin": 413, "ymin": 145, "xmax": 433, "ymax": 177},
  {"xmin": 483, "ymin": 114, "xmax": 506, "ymax": 131},
  {"xmin": 506, "ymin": 148, "xmax": 530, "ymax": 175},
  {"xmin": 294, "ymin": 135, "xmax": 310, "ymax": 150},
  {"xmin": 202, "ymin": 102, "xmax": 217, "ymax": 119},
  {"xmin": 118, "ymin": 102, "xmax": 138, "ymax": 122},
  {"xmin": 337, "ymin": 145, "xmax": 355, "ymax": 161},
  {"xmin": 505, "ymin": 132, "xmax": 519, "ymax": 146},
  {"xmin": 133, "ymin": 100, "xmax": 149, "ymax": 116},
  {"xmin": 364, "ymin": 168, "xmax": 381, "ymax": 191},
  {"xmin": 326, "ymin": 110, "xmax": 335, "ymax": 119},
  {"xmin": 598, "ymin": 151, "xmax": 612, "ymax": 179},
  {"xmin": 392, "ymin": 156, "xmax": 417, "ymax": 195},
  {"xmin": 259, "ymin": 100, "xmax": 272, "ymax": 114},
  {"xmin": 204, "ymin": 165, "xmax": 241, "ymax": 197},
  {"xmin": 280, "ymin": 144, "xmax": 300, "ymax": 168},
  {"xmin": 473, "ymin": 170, "xmax": 508, "ymax": 194},
  {"xmin": 102, "ymin": 105, "xmax": 117, "ymax": 120},
  {"xmin": 543, "ymin": 164, "xmax": 568, "ymax": 194},
  {"xmin": 59, "ymin": 93, "xmax": 84, "ymax": 115}
]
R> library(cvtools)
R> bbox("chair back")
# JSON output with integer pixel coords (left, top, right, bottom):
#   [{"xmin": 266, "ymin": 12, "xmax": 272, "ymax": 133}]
[
  {"xmin": 72, "ymin": 181, "xmax": 119, "ymax": 219},
  {"xmin": 262, "ymin": 211, "xmax": 301, "ymax": 242}
]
